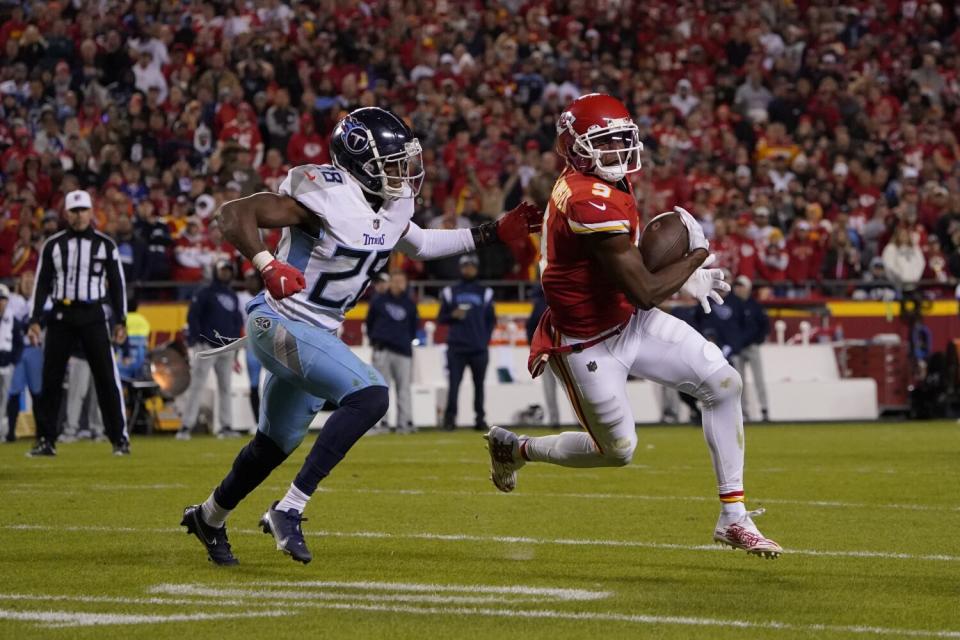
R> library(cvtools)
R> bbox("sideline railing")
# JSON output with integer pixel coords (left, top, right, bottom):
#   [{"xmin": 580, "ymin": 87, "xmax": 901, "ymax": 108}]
[{"xmin": 132, "ymin": 278, "xmax": 959, "ymax": 304}]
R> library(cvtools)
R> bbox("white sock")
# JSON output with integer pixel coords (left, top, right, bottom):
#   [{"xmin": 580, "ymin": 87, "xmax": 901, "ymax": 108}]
[
  {"xmin": 200, "ymin": 493, "xmax": 231, "ymax": 529},
  {"xmin": 721, "ymin": 501, "xmax": 747, "ymax": 519},
  {"xmin": 276, "ymin": 483, "xmax": 310, "ymax": 514}
]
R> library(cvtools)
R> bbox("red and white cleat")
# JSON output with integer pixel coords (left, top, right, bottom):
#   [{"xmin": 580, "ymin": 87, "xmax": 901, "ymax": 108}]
[
  {"xmin": 713, "ymin": 508, "xmax": 783, "ymax": 558},
  {"xmin": 484, "ymin": 426, "xmax": 525, "ymax": 493}
]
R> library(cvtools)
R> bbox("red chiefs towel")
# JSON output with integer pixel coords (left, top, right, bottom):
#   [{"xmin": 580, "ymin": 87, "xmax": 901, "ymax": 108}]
[
  {"xmin": 527, "ymin": 307, "xmax": 631, "ymax": 379},
  {"xmin": 527, "ymin": 307, "xmax": 556, "ymax": 379}
]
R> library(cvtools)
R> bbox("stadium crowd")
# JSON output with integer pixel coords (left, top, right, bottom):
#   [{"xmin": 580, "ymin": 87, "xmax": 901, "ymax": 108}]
[{"xmin": 2, "ymin": 0, "xmax": 960, "ymax": 301}]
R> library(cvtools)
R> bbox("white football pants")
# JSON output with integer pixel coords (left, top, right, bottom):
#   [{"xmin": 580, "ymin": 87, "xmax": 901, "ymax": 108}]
[{"xmin": 523, "ymin": 308, "xmax": 745, "ymax": 497}]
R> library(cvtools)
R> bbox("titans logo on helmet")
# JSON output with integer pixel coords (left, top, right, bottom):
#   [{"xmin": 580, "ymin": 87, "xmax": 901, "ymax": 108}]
[{"xmin": 340, "ymin": 120, "xmax": 370, "ymax": 154}]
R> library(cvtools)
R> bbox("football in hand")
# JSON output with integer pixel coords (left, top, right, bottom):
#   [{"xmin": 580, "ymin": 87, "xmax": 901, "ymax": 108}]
[{"xmin": 639, "ymin": 212, "xmax": 689, "ymax": 273}]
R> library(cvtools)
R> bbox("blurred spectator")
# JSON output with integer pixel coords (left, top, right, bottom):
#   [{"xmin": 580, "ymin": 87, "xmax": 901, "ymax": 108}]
[
  {"xmin": 172, "ymin": 217, "xmax": 211, "ymax": 283},
  {"xmin": 134, "ymin": 200, "xmax": 172, "ymax": 282},
  {"xmin": 670, "ymin": 79, "xmax": 699, "ymax": 118},
  {"xmin": 821, "ymin": 227, "xmax": 862, "ymax": 295},
  {"xmin": 9, "ymin": 219, "xmax": 38, "ymax": 277},
  {"xmin": 367, "ymin": 272, "xmax": 419, "ymax": 434},
  {"xmin": 6, "ymin": 272, "xmax": 39, "ymax": 443},
  {"xmin": 882, "ymin": 227, "xmax": 926, "ymax": 289},
  {"xmin": 286, "ymin": 113, "xmax": 329, "ymax": 167},
  {"xmin": 735, "ymin": 69, "xmax": 773, "ymax": 122},
  {"xmin": 729, "ymin": 276, "xmax": 770, "ymax": 422},
  {"xmin": 438, "ymin": 254, "xmax": 495, "ymax": 431},
  {"xmin": 0, "ymin": 284, "xmax": 24, "ymax": 441},
  {"xmin": 177, "ymin": 260, "xmax": 243, "ymax": 440},
  {"xmin": 265, "ymin": 88, "xmax": 299, "ymax": 152},
  {"xmin": 111, "ymin": 214, "xmax": 145, "ymax": 284}
]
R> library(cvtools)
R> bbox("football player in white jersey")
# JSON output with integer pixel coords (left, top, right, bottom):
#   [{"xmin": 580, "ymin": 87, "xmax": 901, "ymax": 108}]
[{"xmin": 181, "ymin": 107, "xmax": 540, "ymax": 565}]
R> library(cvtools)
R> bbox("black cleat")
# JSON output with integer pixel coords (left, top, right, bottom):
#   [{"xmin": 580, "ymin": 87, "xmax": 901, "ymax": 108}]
[
  {"xmin": 181, "ymin": 505, "xmax": 238, "ymax": 566},
  {"xmin": 113, "ymin": 439, "xmax": 131, "ymax": 456},
  {"xmin": 27, "ymin": 439, "xmax": 56, "ymax": 457},
  {"xmin": 259, "ymin": 501, "xmax": 312, "ymax": 564}
]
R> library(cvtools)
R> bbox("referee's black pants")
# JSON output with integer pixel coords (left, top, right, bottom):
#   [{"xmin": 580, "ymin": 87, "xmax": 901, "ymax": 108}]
[{"xmin": 36, "ymin": 306, "xmax": 127, "ymax": 446}]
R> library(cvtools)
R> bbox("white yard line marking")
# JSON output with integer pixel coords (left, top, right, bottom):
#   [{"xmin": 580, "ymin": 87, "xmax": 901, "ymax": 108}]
[
  {"xmin": 149, "ymin": 586, "xmax": 540, "ymax": 606},
  {"xmin": 0, "ymin": 608, "xmax": 285, "ymax": 628},
  {"xmin": 0, "ymin": 593, "xmax": 250, "ymax": 607},
  {"xmin": 10, "ymin": 600, "xmax": 955, "ymax": 637},
  {"xmin": 333, "ymin": 487, "xmax": 960, "ymax": 513},
  {"xmin": 4, "ymin": 523, "xmax": 958, "ymax": 563},
  {"xmin": 6, "ymin": 482, "xmax": 186, "ymax": 491},
  {"xmin": 8, "ymin": 482, "xmax": 956, "ymax": 513},
  {"xmin": 150, "ymin": 581, "xmax": 609, "ymax": 601},
  {"xmin": 1, "ymin": 586, "xmax": 957, "ymax": 637},
  {"xmin": 251, "ymin": 601, "xmax": 960, "ymax": 639}
]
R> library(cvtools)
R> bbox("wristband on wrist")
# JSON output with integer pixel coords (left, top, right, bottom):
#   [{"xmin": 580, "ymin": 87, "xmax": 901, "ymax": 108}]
[
  {"xmin": 471, "ymin": 221, "xmax": 500, "ymax": 248},
  {"xmin": 252, "ymin": 251, "xmax": 274, "ymax": 272}
]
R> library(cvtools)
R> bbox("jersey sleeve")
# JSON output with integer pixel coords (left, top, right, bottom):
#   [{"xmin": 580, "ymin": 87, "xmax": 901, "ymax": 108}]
[
  {"xmin": 565, "ymin": 197, "xmax": 631, "ymax": 235},
  {"xmin": 277, "ymin": 164, "xmax": 343, "ymax": 221}
]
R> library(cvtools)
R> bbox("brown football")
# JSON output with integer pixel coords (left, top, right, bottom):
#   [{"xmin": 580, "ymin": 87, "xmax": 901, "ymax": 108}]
[{"xmin": 639, "ymin": 212, "xmax": 689, "ymax": 272}]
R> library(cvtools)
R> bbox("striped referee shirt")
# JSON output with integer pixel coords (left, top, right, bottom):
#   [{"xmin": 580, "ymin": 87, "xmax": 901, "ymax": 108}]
[{"xmin": 29, "ymin": 227, "xmax": 127, "ymax": 326}]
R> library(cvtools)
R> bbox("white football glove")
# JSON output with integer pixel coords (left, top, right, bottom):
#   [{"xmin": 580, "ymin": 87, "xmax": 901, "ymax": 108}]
[
  {"xmin": 681, "ymin": 254, "xmax": 729, "ymax": 313},
  {"xmin": 674, "ymin": 206, "xmax": 709, "ymax": 253}
]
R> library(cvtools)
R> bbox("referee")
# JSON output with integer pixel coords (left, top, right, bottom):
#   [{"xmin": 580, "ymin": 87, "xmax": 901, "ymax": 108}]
[{"xmin": 27, "ymin": 190, "xmax": 130, "ymax": 457}]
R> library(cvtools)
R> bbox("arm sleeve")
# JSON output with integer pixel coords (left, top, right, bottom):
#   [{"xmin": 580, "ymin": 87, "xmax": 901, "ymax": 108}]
[
  {"xmin": 29, "ymin": 239, "xmax": 55, "ymax": 324},
  {"xmin": 105, "ymin": 242, "xmax": 127, "ymax": 325},
  {"xmin": 566, "ymin": 200, "xmax": 631, "ymax": 235},
  {"xmin": 437, "ymin": 286, "xmax": 455, "ymax": 324},
  {"xmin": 396, "ymin": 221, "xmax": 476, "ymax": 260}
]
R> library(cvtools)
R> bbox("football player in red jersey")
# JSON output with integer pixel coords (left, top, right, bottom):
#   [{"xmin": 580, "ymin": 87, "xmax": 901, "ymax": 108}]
[{"xmin": 486, "ymin": 93, "xmax": 782, "ymax": 558}]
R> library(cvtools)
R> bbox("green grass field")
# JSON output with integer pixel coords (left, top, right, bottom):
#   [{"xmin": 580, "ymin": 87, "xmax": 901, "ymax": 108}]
[{"xmin": 1, "ymin": 421, "xmax": 958, "ymax": 639}]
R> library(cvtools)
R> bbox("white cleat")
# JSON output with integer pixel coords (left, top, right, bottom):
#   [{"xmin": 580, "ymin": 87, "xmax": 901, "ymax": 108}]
[
  {"xmin": 484, "ymin": 426, "xmax": 525, "ymax": 493},
  {"xmin": 713, "ymin": 508, "xmax": 783, "ymax": 559}
]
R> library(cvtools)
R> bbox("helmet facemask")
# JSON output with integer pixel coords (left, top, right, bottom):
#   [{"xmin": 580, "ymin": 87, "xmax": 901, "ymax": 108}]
[
  {"xmin": 363, "ymin": 139, "xmax": 424, "ymax": 199},
  {"xmin": 571, "ymin": 120, "xmax": 643, "ymax": 182}
]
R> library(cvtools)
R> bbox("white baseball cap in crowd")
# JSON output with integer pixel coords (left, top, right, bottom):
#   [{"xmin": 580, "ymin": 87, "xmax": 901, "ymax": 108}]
[
  {"xmin": 65, "ymin": 190, "xmax": 93, "ymax": 211},
  {"xmin": 0, "ymin": 283, "xmax": 9, "ymax": 299}
]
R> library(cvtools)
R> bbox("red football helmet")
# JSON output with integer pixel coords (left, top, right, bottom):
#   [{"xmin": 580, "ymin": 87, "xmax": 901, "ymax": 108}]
[{"xmin": 556, "ymin": 93, "xmax": 643, "ymax": 182}]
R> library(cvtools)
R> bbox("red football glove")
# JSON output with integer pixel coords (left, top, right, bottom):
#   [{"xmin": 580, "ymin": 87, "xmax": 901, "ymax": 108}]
[
  {"xmin": 495, "ymin": 201, "xmax": 543, "ymax": 261},
  {"xmin": 261, "ymin": 259, "xmax": 306, "ymax": 300}
]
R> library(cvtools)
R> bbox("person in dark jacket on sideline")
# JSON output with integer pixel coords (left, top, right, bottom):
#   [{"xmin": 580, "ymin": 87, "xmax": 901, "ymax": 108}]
[
  {"xmin": 366, "ymin": 271, "xmax": 419, "ymax": 433},
  {"xmin": 177, "ymin": 260, "xmax": 243, "ymax": 440},
  {"xmin": 112, "ymin": 213, "xmax": 147, "ymax": 285},
  {"xmin": 438, "ymin": 254, "xmax": 496, "ymax": 430},
  {"xmin": 730, "ymin": 276, "xmax": 770, "ymax": 421}
]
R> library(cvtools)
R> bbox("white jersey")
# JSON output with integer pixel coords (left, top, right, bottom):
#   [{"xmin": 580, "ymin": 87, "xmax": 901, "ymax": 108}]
[
  {"xmin": 6, "ymin": 293, "xmax": 32, "ymax": 347},
  {"xmin": 271, "ymin": 164, "xmax": 415, "ymax": 330}
]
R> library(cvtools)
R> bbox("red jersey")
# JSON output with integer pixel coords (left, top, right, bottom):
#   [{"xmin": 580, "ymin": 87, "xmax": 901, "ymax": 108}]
[{"xmin": 541, "ymin": 168, "xmax": 639, "ymax": 338}]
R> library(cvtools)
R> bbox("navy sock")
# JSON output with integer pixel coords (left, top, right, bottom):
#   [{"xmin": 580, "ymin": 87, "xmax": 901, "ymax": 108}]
[
  {"xmin": 293, "ymin": 385, "xmax": 389, "ymax": 495},
  {"xmin": 213, "ymin": 431, "xmax": 289, "ymax": 510},
  {"xmin": 6, "ymin": 395, "xmax": 18, "ymax": 440}
]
